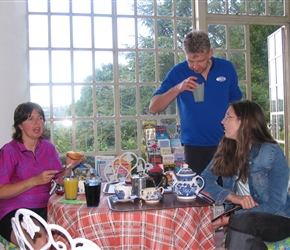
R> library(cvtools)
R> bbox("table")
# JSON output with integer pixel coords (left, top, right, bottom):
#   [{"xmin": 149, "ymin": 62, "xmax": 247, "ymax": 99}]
[{"xmin": 48, "ymin": 186, "xmax": 216, "ymax": 250}]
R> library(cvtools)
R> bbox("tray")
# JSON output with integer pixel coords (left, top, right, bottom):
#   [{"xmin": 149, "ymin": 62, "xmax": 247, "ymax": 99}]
[
  {"xmin": 103, "ymin": 182, "xmax": 120, "ymax": 194},
  {"xmin": 107, "ymin": 192, "xmax": 214, "ymax": 212},
  {"xmin": 103, "ymin": 182, "xmax": 172, "ymax": 194}
]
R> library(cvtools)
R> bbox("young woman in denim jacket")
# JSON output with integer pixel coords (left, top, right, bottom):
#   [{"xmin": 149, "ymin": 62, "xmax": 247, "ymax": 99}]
[{"xmin": 201, "ymin": 100, "xmax": 290, "ymax": 249}]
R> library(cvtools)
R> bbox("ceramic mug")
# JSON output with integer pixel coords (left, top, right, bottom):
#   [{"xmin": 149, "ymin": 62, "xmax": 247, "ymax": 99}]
[
  {"xmin": 140, "ymin": 187, "xmax": 164, "ymax": 202},
  {"xmin": 114, "ymin": 184, "xmax": 132, "ymax": 200}
]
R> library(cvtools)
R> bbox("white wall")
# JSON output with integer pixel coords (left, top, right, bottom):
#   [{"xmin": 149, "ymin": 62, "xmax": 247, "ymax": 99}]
[{"xmin": 0, "ymin": 1, "xmax": 28, "ymax": 147}]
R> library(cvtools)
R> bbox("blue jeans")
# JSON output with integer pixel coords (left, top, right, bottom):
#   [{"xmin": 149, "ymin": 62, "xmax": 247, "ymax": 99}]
[{"xmin": 225, "ymin": 212, "xmax": 290, "ymax": 250}]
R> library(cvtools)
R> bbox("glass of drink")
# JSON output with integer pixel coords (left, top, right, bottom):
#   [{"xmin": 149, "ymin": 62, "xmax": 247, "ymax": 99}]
[
  {"xmin": 193, "ymin": 82, "xmax": 205, "ymax": 103},
  {"xmin": 63, "ymin": 176, "xmax": 79, "ymax": 200},
  {"xmin": 84, "ymin": 177, "xmax": 102, "ymax": 207}
]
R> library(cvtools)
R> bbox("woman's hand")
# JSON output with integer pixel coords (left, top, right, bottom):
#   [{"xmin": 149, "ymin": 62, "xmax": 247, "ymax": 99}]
[
  {"xmin": 65, "ymin": 151, "xmax": 84, "ymax": 170},
  {"xmin": 65, "ymin": 156, "xmax": 83, "ymax": 170},
  {"xmin": 212, "ymin": 215, "xmax": 230, "ymax": 231},
  {"xmin": 227, "ymin": 193, "xmax": 259, "ymax": 209},
  {"xmin": 0, "ymin": 170, "xmax": 59, "ymax": 199},
  {"xmin": 56, "ymin": 155, "xmax": 84, "ymax": 185},
  {"xmin": 35, "ymin": 170, "xmax": 58, "ymax": 185}
]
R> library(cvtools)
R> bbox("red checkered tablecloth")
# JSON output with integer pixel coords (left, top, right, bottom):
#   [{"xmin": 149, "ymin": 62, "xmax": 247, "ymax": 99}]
[{"xmin": 48, "ymin": 191, "xmax": 215, "ymax": 250}]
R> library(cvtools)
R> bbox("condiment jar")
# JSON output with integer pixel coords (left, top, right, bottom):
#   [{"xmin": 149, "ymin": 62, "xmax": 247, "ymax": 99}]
[{"xmin": 131, "ymin": 172, "xmax": 149, "ymax": 197}]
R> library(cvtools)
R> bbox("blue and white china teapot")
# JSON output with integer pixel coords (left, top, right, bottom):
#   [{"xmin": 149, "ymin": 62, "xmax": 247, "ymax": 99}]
[{"xmin": 167, "ymin": 164, "xmax": 204, "ymax": 200}]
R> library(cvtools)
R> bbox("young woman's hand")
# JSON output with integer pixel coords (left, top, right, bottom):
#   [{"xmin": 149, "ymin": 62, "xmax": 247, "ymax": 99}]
[
  {"xmin": 227, "ymin": 193, "xmax": 259, "ymax": 209},
  {"xmin": 212, "ymin": 215, "xmax": 230, "ymax": 231}
]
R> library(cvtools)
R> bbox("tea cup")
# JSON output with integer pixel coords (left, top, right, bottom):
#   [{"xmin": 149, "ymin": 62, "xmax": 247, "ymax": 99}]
[
  {"xmin": 114, "ymin": 184, "xmax": 132, "ymax": 200},
  {"xmin": 140, "ymin": 187, "xmax": 164, "ymax": 203}
]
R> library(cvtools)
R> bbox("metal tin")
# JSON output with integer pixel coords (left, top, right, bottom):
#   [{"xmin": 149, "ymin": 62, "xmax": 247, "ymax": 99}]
[{"xmin": 131, "ymin": 172, "xmax": 148, "ymax": 197}]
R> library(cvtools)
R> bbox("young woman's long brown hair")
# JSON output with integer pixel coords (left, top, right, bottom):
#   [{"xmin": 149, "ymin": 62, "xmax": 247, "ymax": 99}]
[{"xmin": 211, "ymin": 100, "xmax": 276, "ymax": 182}]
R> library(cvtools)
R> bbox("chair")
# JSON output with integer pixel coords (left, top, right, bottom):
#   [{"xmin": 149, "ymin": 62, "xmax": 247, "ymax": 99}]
[
  {"xmin": 266, "ymin": 238, "xmax": 290, "ymax": 249},
  {"xmin": 49, "ymin": 179, "xmax": 58, "ymax": 195},
  {"xmin": 221, "ymin": 233, "xmax": 290, "ymax": 250},
  {"xmin": 0, "ymin": 181, "xmax": 59, "ymax": 250},
  {"xmin": 104, "ymin": 152, "xmax": 153, "ymax": 182},
  {"xmin": 0, "ymin": 234, "xmax": 19, "ymax": 250},
  {"xmin": 11, "ymin": 208, "xmax": 101, "ymax": 250}
]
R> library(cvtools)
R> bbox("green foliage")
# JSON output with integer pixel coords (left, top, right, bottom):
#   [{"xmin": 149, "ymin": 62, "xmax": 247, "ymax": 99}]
[
  {"xmin": 228, "ymin": 0, "xmax": 246, "ymax": 14},
  {"xmin": 75, "ymin": 86, "xmax": 93, "ymax": 117},
  {"xmin": 76, "ymin": 120, "xmax": 94, "ymax": 152},
  {"xmin": 96, "ymin": 85, "xmax": 114, "ymax": 116},
  {"xmin": 250, "ymin": 25, "xmax": 280, "ymax": 122},
  {"xmin": 251, "ymin": 82, "xmax": 270, "ymax": 120},
  {"xmin": 268, "ymin": 0, "xmax": 284, "ymax": 16},
  {"xmin": 209, "ymin": 0, "xmax": 284, "ymax": 16},
  {"xmin": 158, "ymin": 52, "xmax": 175, "ymax": 82},
  {"xmin": 207, "ymin": 0, "xmax": 226, "ymax": 14},
  {"xmin": 140, "ymin": 86, "xmax": 156, "ymax": 115},
  {"xmin": 208, "ymin": 24, "xmax": 226, "ymax": 49},
  {"xmin": 121, "ymin": 120, "xmax": 138, "ymax": 150},
  {"xmin": 138, "ymin": 51, "xmax": 156, "ymax": 82},
  {"xmin": 95, "ymin": 63, "xmax": 114, "ymax": 82},
  {"xmin": 120, "ymin": 86, "xmax": 136, "ymax": 116},
  {"xmin": 175, "ymin": 0, "xmax": 193, "ymax": 17},
  {"xmin": 229, "ymin": 25, "xmax": 245, "ymax": 50},
  {"xmin": 97, "ymin": 120, "xmax": 115, "ymax": 151},
  {"xmin": 250, "ymin": 25, "xmax": 279, "ymax": 87},
  {"xmin": 54, "ymin": 122, "xmax": 72, "ymax": 154}
]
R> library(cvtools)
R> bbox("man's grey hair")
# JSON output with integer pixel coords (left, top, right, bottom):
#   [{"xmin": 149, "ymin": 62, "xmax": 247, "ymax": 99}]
[{"xmin": 183, "ymin": 30, "xmax": 211, "ymax": 55}]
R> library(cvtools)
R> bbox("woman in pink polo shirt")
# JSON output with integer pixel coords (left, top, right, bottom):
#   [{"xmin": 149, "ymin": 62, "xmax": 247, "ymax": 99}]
[{"xmin": 0, "ymin": 102, "xmax": 82, "ymax": 249}]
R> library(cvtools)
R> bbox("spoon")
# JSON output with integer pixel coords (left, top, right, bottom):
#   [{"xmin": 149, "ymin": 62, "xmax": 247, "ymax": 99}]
[{"xmin": 155, "ymin": 178, "xmax": 164, "ymax": 189}]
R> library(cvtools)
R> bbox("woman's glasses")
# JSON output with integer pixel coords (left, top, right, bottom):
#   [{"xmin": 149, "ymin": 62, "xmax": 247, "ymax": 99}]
[{"xmin": 224, "ymin": 115, "xmax": 239, "ymax": 121}]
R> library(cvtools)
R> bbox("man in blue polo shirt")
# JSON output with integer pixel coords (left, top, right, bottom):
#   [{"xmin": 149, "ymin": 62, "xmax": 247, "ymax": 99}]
[{"xmin": 149, "ymin": 30, "xmax": 242, "ymax": 175}]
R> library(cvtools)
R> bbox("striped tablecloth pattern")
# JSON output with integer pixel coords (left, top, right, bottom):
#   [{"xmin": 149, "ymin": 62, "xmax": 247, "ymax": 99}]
[{"xmin": 48, "ymin": 191, "xmax": 215, "ymax": 249}]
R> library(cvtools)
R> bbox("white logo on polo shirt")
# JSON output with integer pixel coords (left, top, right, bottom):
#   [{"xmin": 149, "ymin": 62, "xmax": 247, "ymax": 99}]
[{"xmin": 216, "ymin": 76, "xmax": 226, "ymax": 82}]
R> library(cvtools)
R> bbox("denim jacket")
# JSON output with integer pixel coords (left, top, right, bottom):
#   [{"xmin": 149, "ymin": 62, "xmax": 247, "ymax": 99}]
[{"xmin": 201, "ymin": 143, "xmax": 290, "ymax": 217}]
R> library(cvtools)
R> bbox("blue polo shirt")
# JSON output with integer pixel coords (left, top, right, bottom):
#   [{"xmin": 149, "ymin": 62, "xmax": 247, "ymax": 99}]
[{"xmin": 153, "ymin": 57, "xmax": 242, "ymax": 146}]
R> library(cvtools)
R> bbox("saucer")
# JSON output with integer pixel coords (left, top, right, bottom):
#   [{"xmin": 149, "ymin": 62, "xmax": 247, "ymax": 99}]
[
  {"xmin": 144, "ymin": 199, "xmax": 161, "ymax": 204},
  {"xmin": 111, "ymin": 195, "xmax": 137, "ymax": 203},
  {"xmin": 177, "ymin": 195, "xmax": 197, "ymax": 200}
]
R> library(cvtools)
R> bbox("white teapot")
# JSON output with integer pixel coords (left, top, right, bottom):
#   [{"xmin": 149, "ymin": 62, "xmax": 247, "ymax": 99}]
[{"xmin": 167, "ymin": 164, "xmax": 204, "ymax": 200}]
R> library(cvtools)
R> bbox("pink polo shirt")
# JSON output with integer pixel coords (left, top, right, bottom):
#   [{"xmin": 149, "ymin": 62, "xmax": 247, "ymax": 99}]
[{"xmin": 0, "ymin": 139, "xmax": 63, "ymax": 220}]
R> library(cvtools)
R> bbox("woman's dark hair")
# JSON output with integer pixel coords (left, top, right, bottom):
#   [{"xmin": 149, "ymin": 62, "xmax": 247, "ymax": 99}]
[
  {"xmin": 12, "ymin": 102, "xmax": 47, "ymax": 142},
  {"xmin": 211, "ymin": 100, "xmax": 276, "ymax": 182}
]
